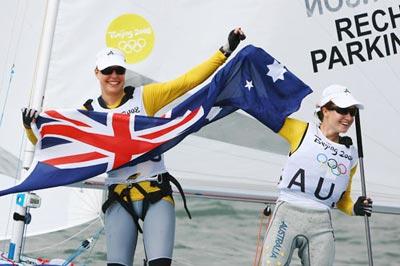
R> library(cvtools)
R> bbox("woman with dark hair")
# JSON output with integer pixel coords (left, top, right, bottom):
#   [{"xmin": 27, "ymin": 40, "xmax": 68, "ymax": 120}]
[{"xmin": 260, "ymin": 84, "xmax": 372, "ymax": 266}]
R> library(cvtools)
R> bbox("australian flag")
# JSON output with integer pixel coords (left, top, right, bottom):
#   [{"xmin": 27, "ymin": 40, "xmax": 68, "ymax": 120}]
[{"xmin": 0, "ymin": 45, "xmax": 312, "ymax": 196}]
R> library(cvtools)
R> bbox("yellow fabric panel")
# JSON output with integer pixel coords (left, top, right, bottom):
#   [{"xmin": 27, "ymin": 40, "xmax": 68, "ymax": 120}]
[
  {"xmin": 107, "ymin": 97, "xmax": 123, "ymax": 109},
  {"xmin": 277, "ymin": 118, "xmax": 308, "ymax": 153},
  {"xmin": 142, "ymin": 50, "xmax": 227, "ymax": 116},
  {"xmin": 25, "ymin": 127, "xmax": 38, "ymax": 145},
  {"xmin": 114, "ymin": 182, "xmax": 174, "ymax": 204},
  {"xmin": 336, "ymin": 165, "xmax": 357, "ymax": 215}
]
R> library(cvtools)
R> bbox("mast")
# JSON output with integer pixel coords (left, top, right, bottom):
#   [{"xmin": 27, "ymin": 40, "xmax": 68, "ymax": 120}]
[
  {"xmin": 355, "ymin": 111, "xmax": 374, "ymax": 266},
  {"xmin": 8, "ymin": 0, "xmax": 60, "ymax": 261}
]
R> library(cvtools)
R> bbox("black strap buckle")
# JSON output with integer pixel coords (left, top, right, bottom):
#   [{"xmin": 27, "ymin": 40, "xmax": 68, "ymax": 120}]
[{"xmin": 157, "ymin": 174, "xmax": 163, "ymax": 184}]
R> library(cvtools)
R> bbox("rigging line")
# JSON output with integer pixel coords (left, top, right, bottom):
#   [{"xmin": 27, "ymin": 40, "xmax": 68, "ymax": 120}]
[
  {"xmin": 0, "ymin": 64, "xmax": 15, "ymax": 127},
  {"xmin": 0, "ymin": 253, "xmax": 16, "ymax": 266},
  {"xmin": 67, "ymin": 190, "xmax": 102, "ymax": 218},
  {"xmin": 370, "ymin": 192, "xmax": 400, "ymax": 199},
  {"xmin": 180, "ymin": 142, "xmax": 285, "ymax": 165},
  {"xmin": 384, "ymin": 58, "xmax": 400, "ymax": 84},
  {"xmin": 21, "ymin": 208, "xmax": 30, "ymax": 259},
  {"xmin": 76, "ymin": 188, "xmax": 103, "ymax": 212},
  {"xmin": 364, "ymin": 133, "xmax": 400, "ymax": 160},
  {"xmin": 361, "ymin": 180, "xmax": 400, "ymax": 190},
  {"xmin": 252, "ymin": 209, "xmax": 265, "ymax": 266},
  {"xmin": 1, "ymin": 195, "xmax": 15, "ymax": 252},
  {"xmin": 69, "ymin": 204, "xmax": 101, "ymax": 221},
  {"xmin": 61, "ymin": 227, "xmax": 104, "ymax": 266},
  {"xmin": 169, "ymin": 168, "xmax": 278, "ymax": 186},
  {"xmin": 294, "ymin": 0, "xmax": 400, "ymax": 116},
  {"xmin": 81, "ymin": 227, "xmax": 104, "ymax": 265},
  {"xmin": 362, "ymin": 187, "xmax": 400, "ymax": 196},
  {"xmin": 0, "ymin": 0, "xmax": 21, "ymax": 97},
  {"xmin": 351, "ymin": 189, "xmax": 400, "ymax": 201},
  {"xmin": 363, "ymin": 190, "xmax": 400, "ymax": 198},
  {"xmin": 352, "ymin": 190, "xmax": 400, "ymax": 199},
  {"xmin": 68, "ymin": 190, "xmax": 98, "ymax": 212},
  {"xmin": 368, "ymin": 193, "xmax": 400, "ymax": 200},
  {"xmin": 1, "ymin": 132, "xmax": 27, "ymax": 252},
  {"xmin": 15, "ymin": 124, "xmax": 28, "ymax": 179},
  {"xmin": 351, "ymin": 185, "xmax": 391, "ymax": 194},
  {"xmin": 24, "ymin": 216, "xmax": 103, "ymax": 254},
  {"xmin": 0, "ymin": 0, "xmax": 28, "ymax": 125}
]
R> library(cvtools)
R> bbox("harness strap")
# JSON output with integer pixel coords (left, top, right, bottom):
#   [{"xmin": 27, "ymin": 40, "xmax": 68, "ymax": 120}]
[
  {"xmin": 83, "ymin": 86, "xmax": 135, "ymax": 110},
  {"xmin": 101, "ymin": 172, "xmax": 191, "ymax": 234},
  {"xmin": 131, "ymin": 183, "xmax": 152, "ymax": 219},
  {"xmin": 159, "ymin": 172, "xmax": 192, "ymax": 219},
  {"xmin": 83, "ymin": 99, "xmax": 94, "ymax": 111},
  {"xmin": 102, "ymin": 185, "xmax": 143, "ymax": 233}
]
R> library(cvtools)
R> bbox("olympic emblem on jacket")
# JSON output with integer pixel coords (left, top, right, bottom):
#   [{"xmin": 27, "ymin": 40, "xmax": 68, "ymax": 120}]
[
  {"xmin": 317, "ymin": 153, "xmax": 347, "ymax": 176},
  {"xmin": 118, "ymin": 39, "xmax": 147, "ymax": 54}
]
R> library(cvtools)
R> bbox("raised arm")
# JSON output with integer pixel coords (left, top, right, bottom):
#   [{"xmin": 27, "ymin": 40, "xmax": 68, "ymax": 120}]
[{"xmin": 142, "ymin": 28, "xmax": 246, "ymax": 116}]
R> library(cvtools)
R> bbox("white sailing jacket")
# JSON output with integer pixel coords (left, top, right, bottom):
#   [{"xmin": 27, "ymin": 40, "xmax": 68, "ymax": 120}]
[{"xmin": 278, "ymin": 123, "xmax": 358, "ymax": 209}]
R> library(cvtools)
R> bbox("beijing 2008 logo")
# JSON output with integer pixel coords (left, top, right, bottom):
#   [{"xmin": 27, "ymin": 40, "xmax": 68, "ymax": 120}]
[
  {"xmin": 105, "ymin": 14, "xmax": 155, "ymax": 64},
  {"xmin": 317, "ymin": 153, "xmax": 347, "ymax": 176}
]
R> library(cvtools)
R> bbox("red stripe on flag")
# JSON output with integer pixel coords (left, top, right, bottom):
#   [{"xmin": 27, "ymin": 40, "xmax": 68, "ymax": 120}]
[
  {"xmin": 46, "ymin": 110, "xmax": 90, "ymax": 127},
  {"xmin": 111, "ymin": 113, "xmax": 132, "ymax": 168},
  {"xmin": 43, "ymin": 151, "xmax": 107, "ymax": 166}
]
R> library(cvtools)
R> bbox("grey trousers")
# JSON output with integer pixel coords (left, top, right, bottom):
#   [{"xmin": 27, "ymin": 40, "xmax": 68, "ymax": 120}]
[
  {"xmin": 105, "ymin": 199, "xmax": 175, "ymax": 266},
  {"xmin": 261, "ymin": 201, "xmax": 335, "ymax": 266}
]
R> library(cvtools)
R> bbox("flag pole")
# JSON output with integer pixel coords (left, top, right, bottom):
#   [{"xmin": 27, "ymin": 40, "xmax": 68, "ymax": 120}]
[{"xmin": 354, "ymin": 110, "xmax": 374, "ymax": 266}]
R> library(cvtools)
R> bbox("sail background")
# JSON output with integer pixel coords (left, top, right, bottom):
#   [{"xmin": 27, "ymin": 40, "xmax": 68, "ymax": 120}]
[
  {"xmin": 0, "ymin": 1, "xmax": 103, "ymax": 239},
  {"xmin": 44, "ymin": 0, "xmax": 400, "ymax": 209},
  {"xmin": 1, "ymin": 0, "xmax": 400, "ymax": 240}
]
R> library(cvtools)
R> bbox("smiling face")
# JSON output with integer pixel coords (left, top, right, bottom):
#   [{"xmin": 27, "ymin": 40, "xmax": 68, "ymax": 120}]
[
  {"xmin": 319, "ymin": 102, "xmax": 357, "ymax": 142},
  {"xmin": 95, "ymin": 66, "xmax": 126, "ymax": 97},
  {"xmin": 322, "ymin": 105, "xmax": 355, "ymax": 134}
]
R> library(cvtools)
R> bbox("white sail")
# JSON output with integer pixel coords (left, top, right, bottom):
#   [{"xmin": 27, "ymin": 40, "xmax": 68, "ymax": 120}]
[
  {"xmin": 0, "ymin": 0, "xmax": 102, "ymax": 241},
  {"xmin": 1, "ymin": 1, "xmax": 400, "ymax": 243},
  {"xmin": 0, "ymin": 1, "xmax": 399, "ymax": 265},
  {"xmin": 37, "ymin": 0, "xmax": 400, "ymax": 211}
]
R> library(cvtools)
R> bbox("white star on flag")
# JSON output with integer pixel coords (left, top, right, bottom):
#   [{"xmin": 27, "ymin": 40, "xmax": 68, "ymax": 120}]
[
  {"xmin": 267, "ymin": 60, "xmax": 287, "ymax": 82},
  {"xmin": 245, "ymin": 80, "xmax": 254, "ymax": 91}
]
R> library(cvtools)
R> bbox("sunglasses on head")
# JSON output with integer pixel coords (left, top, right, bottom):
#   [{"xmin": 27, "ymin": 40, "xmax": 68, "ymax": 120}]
[
  {"xmin": 100, "ymin": 66, "xmax": 126, "ymax": 75},
  {"xmin": 328, "ymin": 106, "xmax": 358, "ymax": 117}
]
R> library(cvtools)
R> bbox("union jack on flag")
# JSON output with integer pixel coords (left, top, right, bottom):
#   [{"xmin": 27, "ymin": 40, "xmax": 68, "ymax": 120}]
[
  {"xmin": 37, "ymin": 108, "xmax": 203, "ymax": 171},
  {"xmin": 0, "ymin": 45, "xmax": 312, "ymax": 196},
  {"xmin": 0, "ymin": 108, "xmax": 204, "ymax": 196}
]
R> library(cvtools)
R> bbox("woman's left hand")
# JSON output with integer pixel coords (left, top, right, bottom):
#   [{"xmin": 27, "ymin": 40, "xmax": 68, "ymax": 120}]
[{"xmin": 353, "ymin": 196, "xmax": 373, "ymax": 216}]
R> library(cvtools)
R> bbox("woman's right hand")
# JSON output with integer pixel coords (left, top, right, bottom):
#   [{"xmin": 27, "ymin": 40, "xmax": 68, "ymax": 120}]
[
  {"xmin": 220, "ymin": 27, "xmax": 246, "ymax": 57},
  {"xmin": 21, "ymin": 107, "xmax": 38, "ymax": 129}
]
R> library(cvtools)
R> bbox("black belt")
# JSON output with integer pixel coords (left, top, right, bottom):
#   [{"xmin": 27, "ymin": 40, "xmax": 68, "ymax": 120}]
[{"xmin": 101, "ymin": 172, "xmax": 191, "ymax": 234}]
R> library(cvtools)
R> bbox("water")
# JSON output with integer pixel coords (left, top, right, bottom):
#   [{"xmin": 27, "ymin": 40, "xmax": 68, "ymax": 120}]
[{"xmin": 6, "ymin": 198, "xmax": 399, "ymax": 265}]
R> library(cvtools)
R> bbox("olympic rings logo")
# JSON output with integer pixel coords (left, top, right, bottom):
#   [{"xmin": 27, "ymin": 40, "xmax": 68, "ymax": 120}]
[
  {"xmin": 317, "ymin": 153, "xmax": 347, "ymax": 176},
  {"xmin": 118, "ymin": 38, "xmax": 147, "ymax": 54}
]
